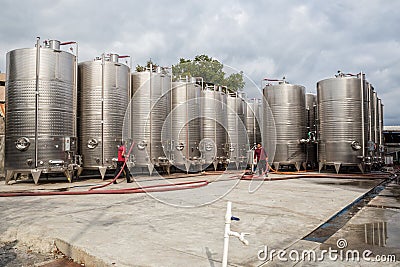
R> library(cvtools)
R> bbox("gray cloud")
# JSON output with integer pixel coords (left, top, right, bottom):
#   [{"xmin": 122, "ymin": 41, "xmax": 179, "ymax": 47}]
[{"xmin": 1, "ymin": 0, "xmax": 399, "ymax": 125}]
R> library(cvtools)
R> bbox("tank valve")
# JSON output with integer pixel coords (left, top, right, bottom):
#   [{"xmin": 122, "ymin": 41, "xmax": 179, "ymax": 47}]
[
  {"xmin": 15, "ymin": 137, "xmax": 31, "ymax": 151},
  {"xmin": 87, "ymin": 138, "xmax": 98, "ymax": 149},
  {"xmin": 299, "ymin": 138, "xmax": 309, "ymax": 144},
  {"xmin": 351, "ymin": 141, "xmax": 362, "ymax": 150},
  {"xmin": 138, "ymin": 141, "xmax": 147, "ymax": 150},
  {"xmin": 176, "ymin": 143, "xmax": 184, "ymax": 151}
]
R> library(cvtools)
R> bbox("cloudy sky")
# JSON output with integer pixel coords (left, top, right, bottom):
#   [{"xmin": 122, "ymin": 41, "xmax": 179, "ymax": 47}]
[{"xmin": 1, "ymin": 0, "xmax": 399, "ymax": 125}]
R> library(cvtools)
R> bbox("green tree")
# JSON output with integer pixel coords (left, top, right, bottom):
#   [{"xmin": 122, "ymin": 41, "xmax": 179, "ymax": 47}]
[
  {"xmin": 172, "ymin": 55, "xmax": 245, "ymax": 92},
  {"xmin": 135, "ymin": 59, "xmax": 159, "ymax": 72},
  {"xmin": 224, "ymin": 71, "xmax": 245, "ymax": 91}
]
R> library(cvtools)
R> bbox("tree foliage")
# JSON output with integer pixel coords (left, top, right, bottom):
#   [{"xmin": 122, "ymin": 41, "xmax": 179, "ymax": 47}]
[
  {"xmin": 172, "ymin": 55, "xmax": 245, "ymax": 92},
  {"xmin": 135, "ymin": 59, "xmax": 159, "ymax": 72}
]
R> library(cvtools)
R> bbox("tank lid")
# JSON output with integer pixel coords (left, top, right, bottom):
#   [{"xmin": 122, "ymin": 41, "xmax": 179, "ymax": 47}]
[
  {"xmin": 46, "ymin": 40, "xmax": 61, "ymax": 50},
  {"xmin": 109, "ymin": 54, "xmax": 119, "ymax": 63}
]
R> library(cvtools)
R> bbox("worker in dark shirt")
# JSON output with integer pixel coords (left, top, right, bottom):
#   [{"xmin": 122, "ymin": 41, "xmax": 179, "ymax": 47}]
[
  {"xmin": 113, "ymin": 141, "xmax": 133, "ymax": 183},
  {"xmin": 254, "ymin": 143, "xmax": 268, "ymax": 177}
]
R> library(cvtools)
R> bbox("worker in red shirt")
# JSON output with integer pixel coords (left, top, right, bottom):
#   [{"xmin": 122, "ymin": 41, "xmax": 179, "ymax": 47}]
[
  {"xmin": 254, "ymin": 143, "xmax": 268, "ymax": 177},
  {"xmin": 113, "ymin": 141, "xmax": 133, "ymax": 183}
]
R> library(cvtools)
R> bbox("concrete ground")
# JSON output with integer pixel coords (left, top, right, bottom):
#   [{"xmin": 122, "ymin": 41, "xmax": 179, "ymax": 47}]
[
  {"xmin": 306, "ymin": 180, "xmax": 400, "ymax": 267},
  {"xmin": 0, "ymin": 171, "xmax": 398, "ymax": 266}
]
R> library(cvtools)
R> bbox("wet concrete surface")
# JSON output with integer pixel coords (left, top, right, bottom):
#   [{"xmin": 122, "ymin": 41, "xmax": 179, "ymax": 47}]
[
  {"xmin": 0, "ymin": 172, "xmax": 398, "ymax": 266},
  {"xmin": 303, "ymin": 180, "xmax": 400, "ymax": 266},
  {"xmin": 303, "ymin": 178, "xmax": 386, "ymax": 243},
  {"xmin": 369, "ymin": 183, "xmax": 400, "ymax": 210},
  {"xmin": 307, "ymin": 178, "xmax": 385, "ymax": 191}
]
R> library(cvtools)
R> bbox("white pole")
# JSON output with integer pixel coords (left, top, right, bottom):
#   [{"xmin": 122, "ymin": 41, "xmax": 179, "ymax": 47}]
[{"xmin": 222, "ymin": 201, "xmax": 232, "ymax": 267}]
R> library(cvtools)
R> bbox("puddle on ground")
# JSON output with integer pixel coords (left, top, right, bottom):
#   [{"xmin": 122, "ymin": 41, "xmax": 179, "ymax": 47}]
[
  {"xmin": 387, "ymin": 185, "xmax": 400, "ymax": 202},
  {"xmin": 303, "ymin": 181, "xmax": 387, "ymax": 243},
  {"xmin": 311, "ymin": 179, "xmax": 383, "ymax": 189},
  {"xmin": 347, "ymin": 220, "xmax": 400, "ymax": 248}
]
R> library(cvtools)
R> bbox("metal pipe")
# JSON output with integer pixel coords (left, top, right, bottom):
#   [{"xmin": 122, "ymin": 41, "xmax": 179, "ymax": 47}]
[
  {"xmin": 128, "ymin": 57, "xmax": 132, "ymax": 147},
  {"xmin": 59, "ymin": 41, "xmax": 78, "ymax": 155},
  {"xmin": 306, "ymin": 107, "xmax": 311, "ymax": 162},
  {"xmin": 185, "ymin": 81, "xmax": 189, "ymax": 167},
  {"xmin": 253, "ymin": 99, "xmax": 257, "ymax": 146},
  {"xmin": 74, "ymin": 43, "xmax": 78, "ymax": 140},
  {"xmin": 170, "ymin": 68, "xmax": 173, "ymax": 164},
  {"xmin": 235, "ymin": 95, "xmax": 238, "ymax": 161},
  {"xmin": 34, "ymin": 37, "xmax": 41, "ymax": 168},
  {"xmin": 60, "ymin": 41, "xmax": 76, "ymax": 45},
  {"xmin": 373, "ymin": 92, "xmax": 378, "ymax": 146},
  {"xmin": 149, "ymin": 63, "xmax": 153, "ymax": 162},
  {"xmin": 368, "ymin": 84, "xmax": 372, "ymax": 146},
  {"xmin": 313, "ymin": 103, "xmax": 317, "ymax": 139},
  {"xmin": 379, "ymin": 101, "xmax": 384, "ymax": 155},
  {"xmin": 376, "ymin": 98, "xmax": 380, "ymax": 151},
  {"xmin": 263, "ymin": 78, "xmax": 281, "ymax": 82},
  {"xmin": 360, "ymin": 72, "xmax": 365, "ymax": 161},
  {"xmin": 214, "ymin": 90, "xmax": 217, "ymax": 162},
  {"xmin": 367, "ymin": 83, "xmax": 373, "ymax": 163},
  {"xmin": 101, "ymin": 53, "xmax": 105, "ymax": 166}
]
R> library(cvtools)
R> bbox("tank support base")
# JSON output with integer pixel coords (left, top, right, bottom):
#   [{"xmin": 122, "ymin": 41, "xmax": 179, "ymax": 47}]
[
  {"xmin": 213, "ymin": 161, "xmax": 218, "ymax": 171},
  {"xmin": 318, "ymin": 162, "xmax": 324, "ymax": 173},
  {"xmin": 358, "ymin": 163, "xmax": 365, "ymax": 174},
  {"xmin": 334, "ymin": 163, "xmax": 341, "ymax": 174},
  {"xmin": 5, "ymin": 171, "xmax": 14, "ymax": 185},
  {"xmin": 185, "ymin": 161, "xmax": 191, "ymax": 174},
  {"xmin": 31, "ymin": 169, "xmax": 42, "ymax": 184},
  {"xmin": 147, "ymin": 163, "xmax": 154, "ymax": 176},
  {"xmin": 98, "ymin": 166, "xmax": 107, "ymax": 180}
]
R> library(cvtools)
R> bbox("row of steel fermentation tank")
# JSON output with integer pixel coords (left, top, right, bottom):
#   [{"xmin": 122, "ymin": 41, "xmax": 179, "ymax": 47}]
[
  {"xmin": 4, "ymin": 39, "xmax": 384, "ymax": 184},
  {"xmin": 123, "ymin": 74, "xmax": 260, "ymax": 175},
  {"xmin": 262, "ymin": 72, "xmax": 384, "ymax": 173},
  {"xmin": 4, "ymin": 39, "xmax": 263, "ymax": 183}
]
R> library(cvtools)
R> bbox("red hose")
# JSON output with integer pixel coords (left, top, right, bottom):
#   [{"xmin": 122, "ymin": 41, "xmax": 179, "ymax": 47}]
[
  {"xmin": 0, "ymin": 180, "xmax": 209, "ymax": 197},
  {"xmin": 1, "ymin": 166, "xmax": 388, "ymax": 198},
  {"xmin": 89, "ymin": 142, "xmax": 135, "ymax": 191}
]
